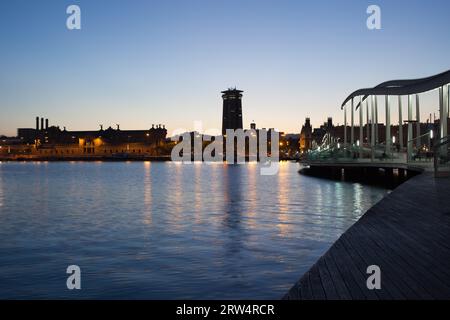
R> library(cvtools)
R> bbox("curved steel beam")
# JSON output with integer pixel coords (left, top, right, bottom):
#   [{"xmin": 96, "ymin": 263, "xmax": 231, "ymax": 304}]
[
  {"xmin": 354, "ymin": 79, "xmax": 417, "ymax": 110},
  {"xmin": 342, "ymin": 69, "xmax": 450, "ymax": 109}
]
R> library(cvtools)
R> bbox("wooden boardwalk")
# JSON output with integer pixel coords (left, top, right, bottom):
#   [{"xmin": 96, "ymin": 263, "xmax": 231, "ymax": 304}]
[{"xmin": 284, "ymin": 173, "xmax": 450, "ymax": 300}]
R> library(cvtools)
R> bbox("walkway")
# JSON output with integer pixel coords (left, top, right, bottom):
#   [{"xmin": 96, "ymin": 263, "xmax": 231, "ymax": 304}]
[{"xmin": 284, "ymin": 173, "xmax": 450, "ymax": 299}]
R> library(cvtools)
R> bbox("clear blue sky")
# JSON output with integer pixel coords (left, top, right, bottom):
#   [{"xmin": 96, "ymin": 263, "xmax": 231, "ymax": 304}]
[{"xmin": 0, "ymin": 0, "xmax": 449, "ymax": 136}]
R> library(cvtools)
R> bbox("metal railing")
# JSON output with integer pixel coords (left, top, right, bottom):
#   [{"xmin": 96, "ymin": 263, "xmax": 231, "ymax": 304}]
[
  {"xmin": 304, "ymin": 131, "xmax": 442, "ymax": 169},
  {"xmin": 305, "ymin": 142, "xmax": 404, "ymax": 163}
]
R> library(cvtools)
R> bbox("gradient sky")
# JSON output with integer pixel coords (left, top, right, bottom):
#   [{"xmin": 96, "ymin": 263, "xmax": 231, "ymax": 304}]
[{"xmin": 1, "ymin": 0, "xmax": 449, "ymax": 136}]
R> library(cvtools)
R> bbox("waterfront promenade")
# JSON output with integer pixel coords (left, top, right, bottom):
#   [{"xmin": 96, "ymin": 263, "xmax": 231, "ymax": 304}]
[{"xmin": 284, "ymin": 173, "xmax": 450, "ymax": 299}]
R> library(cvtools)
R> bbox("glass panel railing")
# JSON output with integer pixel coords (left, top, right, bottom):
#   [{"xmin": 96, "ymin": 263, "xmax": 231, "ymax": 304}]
[
  {"xmin": 305, "ymin": 143, "xmax": 405, "ymax": 163},
  {"xmin": 407, "ymin": 131, "xmax": 434, "ymax": 164},
  {"xmin": 433, "ymin": 135, "xmax": 450, "ymax": 175}
]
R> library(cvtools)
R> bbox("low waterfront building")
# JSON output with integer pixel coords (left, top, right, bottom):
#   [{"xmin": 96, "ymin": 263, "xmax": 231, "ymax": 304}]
[{"xmin": 1, "ymin": 117, "xmax": 169, "ymax": 159}]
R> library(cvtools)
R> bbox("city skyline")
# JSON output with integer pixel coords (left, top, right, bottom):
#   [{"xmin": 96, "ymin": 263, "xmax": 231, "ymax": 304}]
[
  {"xmin": 1, "ymin": 0, "xmax": 450, "ymax": 136},
  {"xmin": 2, "ymin": 0, "xmax": 450, "ymax": 303}
]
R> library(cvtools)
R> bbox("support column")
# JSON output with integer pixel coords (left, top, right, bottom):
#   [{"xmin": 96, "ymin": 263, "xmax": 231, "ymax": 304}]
[
  {"xmin": 374, "ymin": 96, "xmax": 379, "ymax": 144},
  {"xmin": 371, "ymin": 96, "xmax": 375, "ymax": 160},
  {"xmin": 344, "ymin": 106, "xmax": 347, "ymax": 148},
  {"xmin": 366, "ymin": 99, "xmax": 370, "ymax": 143},
  {"xmin": 398, "ymin": 96, "xmax": 403, "ymax": 150},
  {"xmin": 351, "ymin": 98, "xmax": 354, "ymax": 146},
  {"xmin": 440, "ymin": 86, "xmax": 448, "ymax": 138},
  {"xmin": 416, "ymin": 94, "xmax": 421, "ymax": 147},
  {"xmin": 385, "ymin": 95, "xmax": 391, "ymax": 154},
  {"xmin": 407, "ymin": 95, "xmax": 413, "ymax": 161},
  {"xmin": 359, "ymin": 96, "xmax": 363, "ymax": 158},
  {"xmin": 441, "ymin": 86, "xmax": 448, "ymax": 157},
  {"xmin": 445, "ymin": 85, "xmax": 449, "ymax": 136}
]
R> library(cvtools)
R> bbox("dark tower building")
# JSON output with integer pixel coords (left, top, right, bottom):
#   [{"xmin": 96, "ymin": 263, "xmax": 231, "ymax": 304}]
[
  {"xmin": 222, "ymin": 88, "xmax": 243, "ymax": 135},
  {"xmin": 327, "ymin": 117, "xmax": 333, "ymax": 129}
]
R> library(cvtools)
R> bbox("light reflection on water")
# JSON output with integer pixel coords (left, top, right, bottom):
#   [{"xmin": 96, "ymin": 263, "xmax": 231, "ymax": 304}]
[
  {"xmin": 0, "ymin": 161, "xmax": 389, "ymax": 299},
  {"xmin": 0, "ymin": 163, "xmax": 3, "ymax": 208},
  {"xmin": 143, "ymin": 162, "xmax": 152, "ymax": 226}
]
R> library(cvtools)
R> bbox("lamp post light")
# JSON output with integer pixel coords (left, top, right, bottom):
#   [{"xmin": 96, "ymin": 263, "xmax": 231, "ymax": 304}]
[
  {"xmin": 404, "ymin": 119, "xmax": 418, "ymax": 161},
  {"xmin": 429, "ymin": 129, "xmax": 434, "ymax": 152},
  {"xmin": 392, "ymin": 135, "xmax": 396, "ymax": 156}
]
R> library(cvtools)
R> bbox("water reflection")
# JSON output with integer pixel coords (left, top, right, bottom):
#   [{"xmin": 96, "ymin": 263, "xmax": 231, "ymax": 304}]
[
  {"xmin": 334, "ymin": 182, "xmax": 344, "ymax": 217},
  {"xmin": 222, "ymin": 165, "xmax": 243, "ymax": 226},
  {"xmin": 194, "ymin": 163, "xmax": 202, "ymax": 224},
  {"xmin": 171, "ymin": 162, "xmax": 184, "ymax": 230},
  {"xmin": 0, "ymin": 164, "xmax": 3, "ymax": 208},
  {"xmin": 352, "ymin": 183, "xmax": 364, "ymax": 217},
  {"xmin": 0, "ymin": 162, "xmax": 389, "ymax": 299},
  {"xmin": 221, "ymin": 165, "xmax": 246, "ymax": 259},
  {"xmin": 246, "ymin": 163, "xmax": 257, "ymax": 226},
  {"xmin": 276, "ymin": 162, "xmax": 291, "ymax": 237},
  {"xmin": 143, "ymin": 162, "xmax": 152, "ymax": 225}
]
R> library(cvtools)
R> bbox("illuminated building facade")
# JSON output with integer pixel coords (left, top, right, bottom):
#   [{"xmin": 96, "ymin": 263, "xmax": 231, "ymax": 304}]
[{"xmin": 3, "ymin": 117, "xmax": 168, "ymax": 159}]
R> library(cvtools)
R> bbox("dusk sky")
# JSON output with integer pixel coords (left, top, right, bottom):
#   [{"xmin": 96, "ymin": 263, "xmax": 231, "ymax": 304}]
[{"xmin": 1, "ymin": 0, "xmax": 449, "ymax": 136}]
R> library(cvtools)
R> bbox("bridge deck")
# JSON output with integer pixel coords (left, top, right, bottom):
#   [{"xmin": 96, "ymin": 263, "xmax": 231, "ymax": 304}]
[
  {"xmin": 303, "ymin": 160, "xmax": 431, "ymax": 172},
  {"xmin": 284, "ymin": 173, "xmax": 450, "ymax": 300}
]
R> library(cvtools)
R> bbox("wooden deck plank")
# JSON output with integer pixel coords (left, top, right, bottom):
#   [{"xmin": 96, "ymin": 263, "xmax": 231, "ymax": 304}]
[
  {"xmin": 361, "ymin": 217, "xmax": 450, "ymax": 298},
  {"xmin": 380, "ymin": 199, "xmax": 450, "ymax": 251},
  {"xmin": 308, "ymin": 265, "xmax": 326, "ymax": 299},
  {"xmin": 328, "ymin": 240, "xmax": 368, "ymax": 299},
  {"xmin": 361, "ymin": 206, "xmax": 450, "ymax": 283},
  {"xmin": 343, "ymin": 226, "xmax": 427, "ymax": 299},
  {"xmin": 385, "ymin": 203, "xmax": 450, "ymax": 253},
  {"xmin": 354, "ymin": 223, "xmax": 434, "ymax": 299},
  {"xmin": 299, "ymin": 272, "xmax": 314, "ymax": 300},
  {"xmin": 284, "ymin": 173, "xmax": 450, "ymax": 300},
  {"xmin": 336, "ymin": 235, "xmax": 383, "ymax": 300},
  {"xmin": 322, "ymin": 253, "xmax": 352, "ymax": 299},
  {"xmin": 316, "ymin": 257, "xmax": 340, "ymax": 300},
  {"xmin": 339, "ymin": 233, "xmax": 394, "ymax": 300}
]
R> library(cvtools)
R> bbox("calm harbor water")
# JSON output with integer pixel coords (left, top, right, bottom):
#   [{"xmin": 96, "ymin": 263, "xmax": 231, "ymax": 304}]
[{"xmin": 0, "ymin": 161, "xmax": 389, "ymax": 299}]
